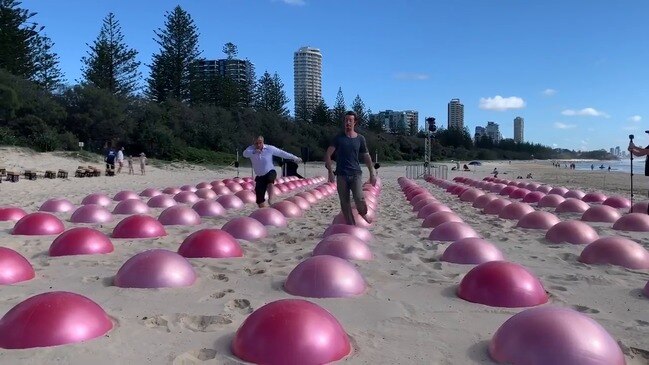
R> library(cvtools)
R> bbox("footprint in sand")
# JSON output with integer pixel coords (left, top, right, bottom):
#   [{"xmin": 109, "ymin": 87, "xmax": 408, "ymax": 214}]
[
  {"xmin": 212, "ymin": 273, "xmax": 229, "ymax": 282},
  {"xmin": 572, "ymin": 305, "xmax": 600, "ymax": 314},
  {"xmin": 173, "ymin": 348, "xmax": 217, "ymax": 364},
  {"xmin": 207, "ymin": 289, "xmax": 234, "ymax": 300},
  {"xmin": 178, "ymin": 314, "xmax": 233, "ymax": 332},
  {"xmin": 244, "ymin": 268, "xmax": 266, "ymax": 275},
  {"xmin": 142, "ymin": 315, "xmax": 171, "ymax": 333},
  {"xmin": 81, "ymin": 275, "xmax": 100, "ymax": 283},
  {"xmin": 549, "ymin": 285, "xmax": 568, "ymax": 292},
  {"xmin": 226, "ymin": 299, "xmax": 252, "ymax": 314},
  {"xmin": 418, "ymin": 256, "xmax": 436, "ymax": 263},
  {"xmin": 636, "ymin": 320, "xmax": 649, "ymax": 327}
]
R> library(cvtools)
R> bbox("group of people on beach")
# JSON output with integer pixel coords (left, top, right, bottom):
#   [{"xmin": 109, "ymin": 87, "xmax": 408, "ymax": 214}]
[{"xmin": 104, "ymin": 146, "xmax": 147, "ymax": 176}]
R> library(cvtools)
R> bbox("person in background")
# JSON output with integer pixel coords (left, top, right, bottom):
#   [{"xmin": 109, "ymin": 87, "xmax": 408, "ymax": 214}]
[
  {"xmin": 127, "ymin": 155, "xmax": 134, "ymax": 175},
  {"xmin": 105, "ymin": 146, "xmax": 116, "ymax": 176},
  {"xmin": 139, "ymin": 153, "xmax": 147, "ymax": 175},
  {"xmin": 116, "ymin": 147, "xmax": 125, "ymax": 174}
]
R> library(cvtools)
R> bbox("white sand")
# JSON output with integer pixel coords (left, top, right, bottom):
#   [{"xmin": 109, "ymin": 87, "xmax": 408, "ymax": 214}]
[{"xmin": 0, "ymin": 149, "xmax": 647, "ymax": 364}]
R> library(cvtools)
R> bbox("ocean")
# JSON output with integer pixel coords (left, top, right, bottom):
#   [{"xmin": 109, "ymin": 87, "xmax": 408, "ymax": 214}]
[{"xmin": 570, "ymin": 159, "xmax": 647, "ymax": 174}]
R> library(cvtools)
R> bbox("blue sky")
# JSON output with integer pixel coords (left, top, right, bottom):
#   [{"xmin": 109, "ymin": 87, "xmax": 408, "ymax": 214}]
[{"xmin": 19, "ymin": 0, "xmax": 649, "ymax": 151}]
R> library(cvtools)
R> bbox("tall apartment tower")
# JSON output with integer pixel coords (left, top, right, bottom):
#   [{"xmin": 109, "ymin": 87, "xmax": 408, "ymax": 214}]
[
  {"xmin": 447, "ymin": 98, "xmax": 464, "ymax": 130},
  {"xmin": 514, "ymin": 116, "xmax": 524, "ymax": 143},
  {"xmin": 195, "ymin": 58, "xmax": 255, "ymax": 105},
  {"xmin": 293, "ymin": 46, "xmax": 322, "ymax": 121}
]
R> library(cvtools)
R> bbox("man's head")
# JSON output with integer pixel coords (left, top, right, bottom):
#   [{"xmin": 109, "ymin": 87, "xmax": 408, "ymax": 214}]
[
  {"xmin": 344, "ymin": 111, "xmax": 357, "ymax": 132},
  {"xmin": 253, "ymin": 136, "xmax": 264, "ymax": 150}
]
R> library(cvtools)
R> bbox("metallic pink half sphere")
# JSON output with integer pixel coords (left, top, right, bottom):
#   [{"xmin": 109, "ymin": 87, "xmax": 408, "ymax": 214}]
[
  {"xmin": 555, "ymin": 198, "xmax": 590, "ymax": 213},
  {"xmin": 112, "ymin": 199, "xmax": 150, "ymax": 215},
  {"xmin": 179, "ymin": 184, "xmax": 197, "ymax": 192},
  {"xmin": 210, "ymin": 180, "xmax": 225, "ymax": 187},
  {"xmin": 498, "ymin": 186, "xmax": 517, "ymax": 197},
  {"xmin": 158, "ymin": 205, "xmax": 201, "ymax": 226},
  {"xmin": 457, "ymin": 261, "xmax": 548, "ymax": 308},
  {"xmin": 509, "ymin": 188, "xmax": 531, "ymax": 200},
  {"xmin": 538, "ymin": 194, "xmax": 566, "ymax": 208},
  {"xmin": 192, "ymin": 199, "xmax": 226, "ymax": 217},
  {"xmin": 564, "ymin": 189, "xmax": 586, "ymax": 199},
  {"xmin": 226, "ymin": 182, "xmax": 243, "ymax": 193},
  {"xmin": 310, "ymin": 189, "xmax": 324, "ymax": 200},
  {"xmin": 525, "ymin": 183, "xmax": 541, "ymax": 191},
  {"xmin": 579, "ymin": 236, "xmax": 649, "ymax": 269},
  {"xmin": 522, "ymin": 191, "xmax": 546, "ymax": 204},
  {"xmin": 323, "ymin": 224, "xmax": 373, "ymax": 242},
  {"xmin": 422, "ymin": 211, "xmax": 463, "ymax": 228},
  {"xmin": 195, "ymin": 182, "xmax": 212, "ymax": 189},
  {"xmin": 417, "ymin": 202, "xmax": 452, "ymax": 219},
  {"xmin": 112, "ymin": 214, "xmax": 167, "ymax": 239},
  {"xmin": 489, "ymin": 306, "xmax": 625, "ymax": 365},
  {"xmin": 114, "ymin": 249, "xmax": 196, "ymax": 288},
  {"xmin": 297, "ymin": 192, "xmax": 317, "ymax": 204},
  {"xmin": 0, "ymin": 292, "xmax": 113, "ymax": 349},
  {"xmin": 582, "ymin": 192, "xmax": 607, "ymax": 203},
  {"xmin": 332, "ymin": 212, "xmax": 372, "ymax": 228},
  {"xmin": 39, "ymin": 198, "xmax": 75, "ymax": 213},
  {"xmin": 517, "ymin": 211, "xmax": 560, "ymax": 229},
  {"xmin": 162, "ymin": 187, "xmax": 181, "ymax": 195},
  {"xmin": 459, "ymin": 188, "xmax": 485, "ymax": 203},
  {"xmin": 406, "ymin": 188, "xmax": 428, "ymax": 201},
  {"xmin": 413, "ymin": 197, "xmax": 439, "ymax": 212},
  {"xmin": 548, "ymin": 187, "xmax": 569, "ymax": 196},
  {"xmin": 178, "ymin": 229, "xmax": 243, "ymax": 258},
  {"xmin": 410, "ymin": 192, "xmax": 433, "ymax": 207},
  {"xmin": 173, "ymin": 191, "xmax": 200, "ymax": 204},
  {"xmin": 581, "ymin": 205, "xmax": 622, "ymax": 223},
  {"xmin": 483, "ymin": 198, "xmax": 512, "ymax": 215},
  {"xmin": 232, "ymin": 299, "xmax": 351, "ymax": 365},
  {"xmin": 612, "ymin": 212, "xmax": 649, "ymax": 232},
  {"xmin": 217, "ymin": 194, "xmax": 245, "ymax": 210},
  {"xmin": 81, "ymin": 193, "xmax": 112, "ymax": 207},
  {"xmin": 139, "ymin": 188, "xmax": 163, "ymax": 197},
  {"xmin": 472, "ymin": 194, "xmax": 498, "ymax": 209},
  {"xmin": 545, "ymin": 220, "xmax": 599, "ymax": 245},
  {"xmin": 0, "ymin": 247, "xmax": 34, "ymax": 284},
  {"xmin": 147, "ymin": 194, "xmax": 177, "ymax": 208},
  {"xmin": 287, "ymin": 196, "xmax": 311, "ymax": 211},
  {"xmin": 271, "ymin": 201, "xmax": 303, "ymax": 218},
  {"xmin": 285, "ymin": 255, "xmax": 366, "ymax": 298},
  {"xmin": 629, "ymin": 201, "xmax": 649, "ymax": 214},
  {"xmin": 644, "ymin": 281, "xmax": 649, "ymax": 298},
  {"xmin": 602, "ymin": 195, "xmax": 631, "ymax": 209},
  {"xmin": 429, "ymin": 221, "xmax": 479, "ymax": 242},
  {"xmin": 440, "ymin": 237, "xmax": 504, "ymax": 264},
  {"xmin": 312, "ymin": 233, "xmax": 373, "ymax": 261},
  {"xmin": 498, "ymin": 202, "xmax": 535, "ymax": 220},
  {"xmin": 241, "ymin": 182, "xmax": 254, "ymax": 190},
  {"xmin": 0, "ymin": 207, "xmax": 27, "ymax": 222},
  {"xmin": 535, "ymin": 185, "xmax": 553, "ymax": 194},
  {"xmin": 49, "ymin": 227, "xmax": 114, "ymax": 256},
  {"xmin": 490, "ymin": 183, "xmax": 507, "ymax": 194},
  {"xmin": 222, "ymin": 217, "xmax": 268, "ymax": 241},
  {"xmin": 249, "ymin": 208, "xmax": 288, "ymax": 228},
  {"xmin": 195, "ymin": 188, "xmax": 217, "ymax": 199},
  {"xmin": 13, "ymin": 213, "xmax": 65, "ymax": 236},
  {"xmin": 113, "ymin": 190, "xmax": 139, "ymax": 201},
  {"xmin": 70, "ymin": 204, "xmax": 113, "ymax": 223},
  {"xmin": 235, "ymin": 189, "xmax": 256, "ymax": 204}
]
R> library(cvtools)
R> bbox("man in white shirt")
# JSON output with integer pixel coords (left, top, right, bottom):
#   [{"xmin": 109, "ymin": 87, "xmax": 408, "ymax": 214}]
[
  {"xmin": 116, "ymin": 147, "xmax": 125, "ymax": 174},
  {"xmin": 243, "ymin": 136, "xmax": 302, "ymax": 207}
]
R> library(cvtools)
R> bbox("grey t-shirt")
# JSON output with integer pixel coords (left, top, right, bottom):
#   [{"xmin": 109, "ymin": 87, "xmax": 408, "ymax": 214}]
[{"xmin": 330, "ymin": 133, "xmax": 368, "ymax": 176}]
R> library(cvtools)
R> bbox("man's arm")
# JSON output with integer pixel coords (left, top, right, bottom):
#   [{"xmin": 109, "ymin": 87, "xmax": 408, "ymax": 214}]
[
  {"xmin": 268, "ymin": 146, "xmax": 300, "ymax": 161},
  {"xmin": 324, "ymin": 146, "xmax": 335, "ymax": 172},
  {"xmin": 362, "ymin": 152, "xmax": 376, "ymax": 177},
  {"xmin": 630, "ymin": 147, "xmax": 649, "ymax": 157},
  {"xmin": 242, "ymin": 145, "xmax": 256, "ymax": 158}
]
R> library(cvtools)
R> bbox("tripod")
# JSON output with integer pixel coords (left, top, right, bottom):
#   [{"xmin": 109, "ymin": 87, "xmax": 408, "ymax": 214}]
[{"xmin": 629, "ymin": 134, "xmax": 634, "ymax": 212}]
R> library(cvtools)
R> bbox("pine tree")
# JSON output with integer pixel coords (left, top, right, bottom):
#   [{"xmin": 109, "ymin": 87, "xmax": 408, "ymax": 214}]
[
  {"xmin": 311, "ymin": 98, "xmax": 331, "ymax": 126},
  {"xmin": 81, "ymin": 13, "xmax": 141, "ymax": 96},
  {"xmin": 294, "ymin": 91, "xmax": 311, "ymax": 122},
  {"xmin": 351, "ymin": 94, "xmax": 368, "ymax": 127},
  {"xmin": 254, "ymin": 71, "xmax": 289, "ymax": 117},
  {"xmin": 222, "ymin": 42, "xmax": 237, "ymax": 60},
  {"xmin": 332, "ymin": 87, "xmax": 346, "ymax": 125},
  {"xmin": 31, "ymin": 33, "xmax": 64, "ymax": 92},
  {"xmin": 146, "ymin": 6, "xmax": 201, "ymax": 102},
  {"xmin": 0, "ymin": 0, "xmax": 41, "ymax": 78}
]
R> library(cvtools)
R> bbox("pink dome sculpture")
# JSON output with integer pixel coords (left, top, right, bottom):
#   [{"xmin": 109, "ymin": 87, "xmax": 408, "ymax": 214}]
[
  {"xmin": 173, "ymin": 191, "xmax": 200, "ymax": 204},
  {"xmin": 39, "ymin": 198, "xmax": 75, "ymax": 213},
  {"xmin": 139, "ymin": 188, "xmax": 162, "ymax": 198},
  {"xmin": 231, "ymin": 299, "xmax": 351, "ymax": 365},
  {"xmin": 428, "ymin": 221, "xmax": 479, "ymax": 242},
  {"xmin": 602, "ymin": 196, "xmax": 631, "ymax": 209},
  {"xmin": 410, "ymin": 192, "xmax": 433, "ymax": 206},
  {"xmin": 192, "ymin": 199, "xmax": 226, "ymax": 217},
  {"xmin": 195, "ymin": 188, "xmax": 217, "ymax": 199},
  {"xmin": 113, "ymin": 190, "xmax": 139, "ymax": 201},
  {"xmin": 582, "ymin": 192, "xmax": 607, "ymax": 203},
  {"xmin": 249, "ymin": 208, "xmax": 288, "ymax": 228},
  {"xmin": 162, "ymin": 187, "xmax": 182, "ymax": 195},
  {"xmin": 555, "ymin": 198, "xmax": 590, "ymax": 213},
  {"xmin": 517, "ymin": 211, "xmax": 560, "ymax": 229},
  {"xmin": 210, "ymin": 180, "xmax": 225, "ymax": 187},
  {"xmin": 459, "ymin": 188, "xmax": 485, "ymax": 203},
  {"xmin": 525, "ymin": 183, "xmax": 541, "ymax": 191},
  {"xmin": 70, "ymin": 204, "xmax": 113, "ymax": 223},
  {"xmin": 0, "ymin": 207, "xmax": 27, "ymax": 222},
  {"xmin": 332, "ymin": 211, "xmax": 372, "ymax": 228},
  {"xmin": 535, "ymin": 185, "xmax": 553, "ymax": 194},
  {"xmin": 522, "ymin": 191, "xmax": 546, "ymax": 204},
  {"xmin": 285, "ymin": 255, "xmax": 366, "ymax": 298},
  {"xmin": 457, "ymin": 261, "xmax": 548, "ymax": 307},
  {"xmin": 310, "ymin": 189, "xmax": 324, "ymax": 200},
  {"xmin": 422, "ymin": 211, "xmax": 463, "ymax": 228},
  {"xmin": 0, "ymin": 247, "xmax": 34, "ymax": 284},
  {"xmin": 498, "ymin": 202, "xmax": 535, "ymax": 220},
  {"xmin": 195, "ymin": 182, "xmax": 212, "ymax": 189},
  {"xmin": 548, "ymin": 187, "xmax": 569, "ymax": 196},
  {"xmin": 226, "ymin": 182, "xmax": 243, "ymax": 193},
  {"xmin": 312, "ymin": 233, "xmax": 373, "ymax": 261},
  {"xmin": 498, "ymin": 186, "xmax": 518, "ymax": 197},
  {"xmin": 537, "ymin": 194, "xmax": 565, "ymax": 208},
  {"xmin": 413, "ymin": 197, "xmax": 438, "ymax": 212},
  {"xmin": 217, "ymin": 195, "xmax": 245, "ymax": 210},
  {"xmin": 81, "ymin": 193, "xmax": 112, "ymax": 207},
  {"xmin": 49, "ymin": 227, "xmax": 114, "ymax": 256},
  {"xmin": 297, "ymin": 192, "xmax": 317, "ymax": 204},
  {"xmin": 147, "ymin": 194, "xmax": 177, "ymax": 208},
  {"xmin": 323, "ymin": 224, "xmax": 372, "ymax": 242},
  {"xmin": 241, "ymin": 182, "xmax": 255, "ymax": 190},
  {"xmin": 158, "ymin": 205, "xmax": 201, "ymax": 226},
  {"xmin": 545, "ymin": 220, "xmax": 599, "ymax": 245},
  {"xmin": 287, "ymin": 196, "xmax": 311, "ymax": 211},
  {"xmin": 112, "ymin": 199, "xmax": 150, "ymax": 215},
  {"xmin": 450, "ymin": 186, "xmax": 469, "ymax": 197},
  {"xmin": 13, "ymin": 213, "xmax": 65, "ymax": 236},
  {"xmin": 579, "ymin": 236, "xmax": 649, "ymax": 269},
  {"xmin": 564, "ymin": 189, "xmax": 586, "ymax": 199},
  {"xmin": 509, "ymin": 188, "xmax": 531, "ymax": 200},
  {"xmin": 644, "ymin": 282, "xmax": 649, "ymax": 298},
  {"xmin": 581, "ymin": 205, "xmax": 622, "ymax": 223},
  {"xmin": 112, "ymin": 215, "xmax": 167, "ymax": 239},
  {"xmin": 114, "ymin": 249, "xmax": 196, "ymax": 288},
  {"xmin": 272, "ymin": 201, "xmax": 304, "ymax": 218},
  {"xmin": 235, "ymin": 189, "xmax": 257, "ymax": 204},
  {"xmin": 0, "ymin": 292, "xmax": 113, "ymax": 349},
  {"xmin": 489, "ymin": 306, "xmax": 625, "ymax": 365},
  {"xmin": 472, "ymin": 194, "xmax": 498, "ymax": 209},
  {"xmin": 222, "ymin": 217, "xmax": 268, "ymax": 241},
  {"xmin": 490, "ymin": 183, "xmax": 508, "ymax": 194},
  {"xmin": 179, "ymin": 184, "xmax": 197, "ymax": 192},
  {"xmin": 483, "ymin": 198, "xmax": 511, "ymax": 215},
  {"xmin": 417, "ymin": 202, "xmax": 452, "ymax": 219},
  {"xmin": 612, "ymin": 212, "xmax": 649, "ymax": 232},
  {"xmin": 212, "ymin": 185, "xmax": 231, "ymax": 195},
  {"xmin": 440, "ymin": 237, "xmax": 504, "ymax": 265},
  {"xmin": 629, "ymin": 201, "xmax": 649, "ymax": 214},
  {"xmin": 178, "ymin": 229, "xmax": 243, "ymax": 258}
]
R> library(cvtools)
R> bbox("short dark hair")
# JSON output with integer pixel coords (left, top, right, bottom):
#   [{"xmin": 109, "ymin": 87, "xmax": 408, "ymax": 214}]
[{"xmin": 345, "ymin": 111, "xmax": 357, "ymax": 119}]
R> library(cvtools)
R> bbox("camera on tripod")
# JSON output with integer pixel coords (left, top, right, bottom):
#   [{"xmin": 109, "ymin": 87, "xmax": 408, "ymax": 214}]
[
  {"xmin": 426, "ymin": 117, "xmax": 437, "ymax": 132},
  {"xmin": 629, "ymin": 134, "xmax": 634, "ymax": 140}
]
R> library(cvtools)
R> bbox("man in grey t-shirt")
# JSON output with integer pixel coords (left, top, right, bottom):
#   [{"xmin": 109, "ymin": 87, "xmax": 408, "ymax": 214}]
[{"xmin": 325, "ymin": 111, "xmax": 377, "ymax": 225}]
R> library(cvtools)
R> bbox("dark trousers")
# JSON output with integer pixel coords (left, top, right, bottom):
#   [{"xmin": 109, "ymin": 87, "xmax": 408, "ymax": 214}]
[
  {"xmin": 336, "ymin": 174, "xmax": 367, "ymax": 225},
  {"xmin": 255, "ymin": 170, "xmax": 277, "ymax": 204}
]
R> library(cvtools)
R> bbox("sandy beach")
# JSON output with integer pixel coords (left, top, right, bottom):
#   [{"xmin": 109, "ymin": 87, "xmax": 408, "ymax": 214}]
[{"xmin": 0, "ymin": 148, "xmax": 648, "ymax": 364}]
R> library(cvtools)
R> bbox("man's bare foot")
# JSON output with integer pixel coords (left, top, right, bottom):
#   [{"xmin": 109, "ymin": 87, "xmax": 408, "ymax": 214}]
[{"xmin": 258, "ymin": 202, "xmax": 269, "ymax": 208}]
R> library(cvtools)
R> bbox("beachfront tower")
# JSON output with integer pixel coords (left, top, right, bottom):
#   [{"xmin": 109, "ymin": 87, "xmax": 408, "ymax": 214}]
[
  {"xmin": 294, "ymin": 46, "xmax": 322, "ymax": 121},
  {"xmin": 447, "ymin": 98, "xmax": 464, "ymax": 130},
  {"xmin": 514, "ymin": 117, "xmax": 524, "ymax": 143}
]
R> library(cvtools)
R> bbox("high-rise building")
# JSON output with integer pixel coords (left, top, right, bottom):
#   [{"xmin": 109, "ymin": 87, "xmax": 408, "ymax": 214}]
[
  {"xmin": 485, "ymin": 121, "xmax": 502, "ymax": 143},
  {"xmin": 615, "ymin": 146, "xmax": 621, "ymax": 156},
  {"xmin": 293, "ymin": 46, "xmax": 322, "ymax": 121},
  {"xmin": 196, "ymin": 58, "xmax": 255, "ymax": 104},
  {"xmin": 372, "ymin": 110, "xmax": 419, "ymax": 135},
  {"xmin": 404, "ymin": 110, "xmax": 419, "ymax": 135},
  {"xmin": 474, "ymin": 126, "xmax": 486, "ymax": 143},
  {"xmin": 514, "ymin": 117, "xmax": 524, "ymax": 143},
  {"xmin": 447, "ymin": 98, "xmax": 464, "ymax": 130},
  {"xmin": 610, "ymin": 148, "xmax": 615, "ymax": 155}
]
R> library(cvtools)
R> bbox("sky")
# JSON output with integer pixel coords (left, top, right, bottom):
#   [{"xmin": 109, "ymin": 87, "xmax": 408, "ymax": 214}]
[{"xmin": 18, "ymin": 0, "xmax": 649, "ymax": 152}]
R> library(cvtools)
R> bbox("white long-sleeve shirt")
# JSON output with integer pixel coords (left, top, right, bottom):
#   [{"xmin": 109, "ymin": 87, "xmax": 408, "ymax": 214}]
[{"xmin": 243, "ymin": 144, "xmax": 299, "ymax": 176}]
